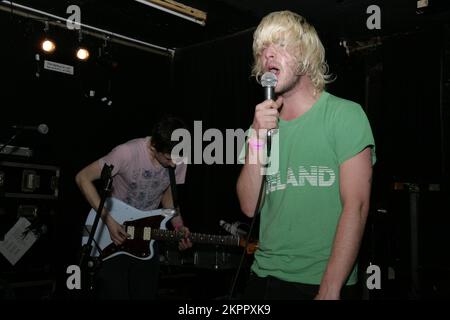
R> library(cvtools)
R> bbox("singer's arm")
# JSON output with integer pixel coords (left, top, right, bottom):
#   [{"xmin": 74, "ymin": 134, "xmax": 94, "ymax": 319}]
[
  {"xmin": 315, "ymin": 147, "xmax": 372, "ymax": 299},
  {"xmin": 237, "ymin": 98, "xmax": 282, "ymax": 217},
  {"xmin": 236, "ymin": 144, "xmax": 266, "ymax": 217}
]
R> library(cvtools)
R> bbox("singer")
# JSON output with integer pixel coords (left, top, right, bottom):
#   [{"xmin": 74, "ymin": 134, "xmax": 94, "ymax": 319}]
[
  {"xmin": 75, "ymin": 115, "xmax": 192, "ymax": 299},
  {"xmin": 236, "ymin": 11, "xmax": 376, "ymax": 300}
]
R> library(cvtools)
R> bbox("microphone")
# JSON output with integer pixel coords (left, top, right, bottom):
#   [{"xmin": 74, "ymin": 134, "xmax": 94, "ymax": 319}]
[
  {"xmin": 261, "ymin": 72, "xmax": 278, "ymax": 158},
  {"xmin": 12, "ymin": 124, "xmax": 49, "ymax": 135},
  {"xmin": 261, "ymin": 71, "xmax": 277, "ymax": 101},
  {"xmin": 12, "ymin": 124, "xmax": 49, "ymax": 134},
  {"xmin": 219, "ymin": 220, "xmax": 247, "ymax": 237}
]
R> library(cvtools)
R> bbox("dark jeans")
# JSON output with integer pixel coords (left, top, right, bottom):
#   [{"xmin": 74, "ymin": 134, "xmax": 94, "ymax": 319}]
[
  {"xmin": 95, "ymin": 254, "xmax": 160, "ymax": 300},
  {"xmin": 243, "ymin": 273, "xmax": 361, "ymax": 300}
]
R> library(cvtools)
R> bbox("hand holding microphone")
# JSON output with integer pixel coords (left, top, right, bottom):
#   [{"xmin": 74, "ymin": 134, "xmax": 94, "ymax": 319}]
[
  {"xmin": 252, "ymin": 72, "xmax": 282, "ymax": 135},
  {"xmin": 251, "ymin": 72, "xmax": 282, "ymax": 157},
  {"xmin": 252, "ymin": 98, "xmax": 282, "ymax": 135}
]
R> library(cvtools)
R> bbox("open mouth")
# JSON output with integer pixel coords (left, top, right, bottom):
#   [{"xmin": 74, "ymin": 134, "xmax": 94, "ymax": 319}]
[{"xmin": 268, "ymin": 66, "xmax": 280, "ymax": 76}]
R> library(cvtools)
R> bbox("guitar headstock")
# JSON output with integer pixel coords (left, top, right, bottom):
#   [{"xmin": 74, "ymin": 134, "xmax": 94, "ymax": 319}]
[
  {"xmin": 238, "ymin": 238, "xmax": 259, "ymax": 254},
  {"xmin": 245, "ymin": 242, "xmax": 258, "ymax": 254}
]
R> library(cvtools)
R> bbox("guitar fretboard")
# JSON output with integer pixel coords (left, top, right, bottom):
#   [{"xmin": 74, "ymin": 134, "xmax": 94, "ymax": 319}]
[{"xmin": 151, "ymin": 229, "xmax": 240, "ymax": 246}]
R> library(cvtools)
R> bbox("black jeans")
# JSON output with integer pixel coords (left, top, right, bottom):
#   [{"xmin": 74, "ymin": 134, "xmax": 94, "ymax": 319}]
[
  {"xmin": 94, "ymin": 253, "xmax": 160, "ymax": 300},
  {"xmin": 243, "ymin": 273, "xmax": 361, "ymax": 300}
]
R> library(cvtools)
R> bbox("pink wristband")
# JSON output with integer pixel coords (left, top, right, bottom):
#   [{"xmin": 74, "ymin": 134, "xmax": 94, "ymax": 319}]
[
  {"xmin": 248, "ymin": 138, "xmax": 265, "ymax": 150},
  {"xmin": 174, "ymin": 224, "xmax": 183, "ymax": 231}
]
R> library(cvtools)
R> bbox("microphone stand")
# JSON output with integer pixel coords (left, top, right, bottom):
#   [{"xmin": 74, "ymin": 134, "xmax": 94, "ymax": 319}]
[
  {"xmin": 78, "ymin": 163, "xmax": 114, "ymax": 297},
  {"xmin": 0, "ymin": 129, "xmax": 23, "ymax": 155}
]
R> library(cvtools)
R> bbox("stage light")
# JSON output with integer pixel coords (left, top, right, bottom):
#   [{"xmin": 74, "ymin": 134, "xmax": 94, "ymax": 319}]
[
  {"xmin": 40, "ymin": 21, "xmax": 55, "ymax": 53},
  {"xmin": 76, "ymin": 47, "xmax": 90, "ymax": 60},
  {"xmin": 41, "ymin": 39, "xmax": 56, "ymax": 53},
  {"xmin": 76, "ymin": 30, "xmax": 90, "ymax": 60}
]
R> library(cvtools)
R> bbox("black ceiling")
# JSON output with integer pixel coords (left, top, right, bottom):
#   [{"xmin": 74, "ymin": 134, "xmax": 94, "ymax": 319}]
[{"xmin": 2, "ymin": 0, "xmax": 450, "ymax": 52}]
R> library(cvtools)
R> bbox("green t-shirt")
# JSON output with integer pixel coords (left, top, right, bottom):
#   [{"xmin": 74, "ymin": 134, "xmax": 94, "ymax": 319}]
[{"xmin": 251, "ymin": 91, "xmax": 376, "ymax": 285}]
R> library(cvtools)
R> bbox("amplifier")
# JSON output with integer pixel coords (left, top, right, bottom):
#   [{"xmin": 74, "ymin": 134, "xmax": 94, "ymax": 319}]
[
  {"xmin": 0, "ymin": 161, "xmax": 60, "ymax": 200},
  {"xmin": 160, "ymin": 243, "xmax": 243, "ymax": 270}
]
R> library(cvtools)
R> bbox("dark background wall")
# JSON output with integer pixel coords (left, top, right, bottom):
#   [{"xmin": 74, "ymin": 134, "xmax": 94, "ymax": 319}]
[
  {"xmin": 171, "ymin": 32, "xmax": 258, "ymax": 233},
  {"xmin": 0, "ymin": 7, "xmax": 449, "ymax": 299}
]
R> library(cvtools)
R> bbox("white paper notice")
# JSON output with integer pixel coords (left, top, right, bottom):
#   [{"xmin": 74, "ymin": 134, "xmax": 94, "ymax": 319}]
[{"xmin": 0, "ymin": 217, "xmax": 38, "ymax": 265}]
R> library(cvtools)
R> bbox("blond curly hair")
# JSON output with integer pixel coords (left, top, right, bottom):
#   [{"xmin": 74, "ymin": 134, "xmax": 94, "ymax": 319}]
[{"xmin": 252, "ymin": 10, "xmax": 333, "ymax": 92}]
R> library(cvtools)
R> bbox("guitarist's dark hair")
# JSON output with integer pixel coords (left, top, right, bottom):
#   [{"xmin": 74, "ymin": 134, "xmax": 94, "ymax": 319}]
[{"xmin": 151, "ymin": 115, "xmax": 187, "ymax": 154}]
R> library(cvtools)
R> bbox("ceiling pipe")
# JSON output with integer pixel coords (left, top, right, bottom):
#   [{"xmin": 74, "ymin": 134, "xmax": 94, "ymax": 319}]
[{"xmin": 0, "ymin": 1, "xmax": 175, "ymax": 57}]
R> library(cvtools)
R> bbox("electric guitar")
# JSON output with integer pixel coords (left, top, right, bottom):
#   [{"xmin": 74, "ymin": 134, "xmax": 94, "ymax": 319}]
[{"xmin": 81, "ymin": 197, "xmax": 257, "ymax": 261}]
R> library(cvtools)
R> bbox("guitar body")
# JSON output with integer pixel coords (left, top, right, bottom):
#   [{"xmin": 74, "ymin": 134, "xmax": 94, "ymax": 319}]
[{"xmin": 81, "ymin": 197, "xmax": 175, "ymax": 261}]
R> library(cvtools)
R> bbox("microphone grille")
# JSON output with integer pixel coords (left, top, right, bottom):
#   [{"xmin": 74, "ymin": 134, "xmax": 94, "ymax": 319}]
[
  {"xmin": 261, "ymin": 72, "xmax": 277, "ymax": 88},
  {"xmin": 38, "ymin": 124, "xmax": 49, "ymax": 135}
]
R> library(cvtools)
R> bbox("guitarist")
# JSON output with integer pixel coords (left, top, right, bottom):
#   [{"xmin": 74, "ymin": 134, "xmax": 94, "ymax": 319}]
[{"xmin": 75, "ymin": 115, "xmax": 192, "ymax": 299}]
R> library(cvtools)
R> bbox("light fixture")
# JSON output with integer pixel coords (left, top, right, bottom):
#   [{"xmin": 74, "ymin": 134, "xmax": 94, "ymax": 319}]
[
  {"xmin": 76, "ymin": 47, "xmax": 90, "ymax": 60},
  {"xmin": 41, "ymin": 39, "xmax": 55, "ymax": 53},
  {"xmin": 76, "ymin": 30, "xmax": 90, "ymax": 61},
  {"xmin": 416, "ymin": 0, "xmax": 429, "ymax": 14},
  {"xmin": 40, "ymin": 21, "xmax": 56, "ymax": 53},
  {"xmin": 417, "ymin": 0, "xmax": 429, "ymax": 9},
  {"xmin": 134, "ymin": 0, "xmax": 207, "ymax": 26}
]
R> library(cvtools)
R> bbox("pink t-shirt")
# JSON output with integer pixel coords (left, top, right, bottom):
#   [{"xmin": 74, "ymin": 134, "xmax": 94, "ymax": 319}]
[{"xmin": 98, "ymin": 137, "xmax": 186, "ymax": 211}]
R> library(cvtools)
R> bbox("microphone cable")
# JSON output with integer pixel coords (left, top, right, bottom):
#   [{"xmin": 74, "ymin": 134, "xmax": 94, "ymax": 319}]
[
  {"xmin": 227, "ymin": 163, "xmax": 267, "ymax": 300},
  {"xmin": 227, "ymin": 71, "xmax": 277, "ymax": 299}
]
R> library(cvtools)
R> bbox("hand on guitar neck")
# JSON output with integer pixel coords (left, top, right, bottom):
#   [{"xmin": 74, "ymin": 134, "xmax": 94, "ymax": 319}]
[{"xmin": 174, "ymin": 225, "xmax": 192, "ymax": 251}]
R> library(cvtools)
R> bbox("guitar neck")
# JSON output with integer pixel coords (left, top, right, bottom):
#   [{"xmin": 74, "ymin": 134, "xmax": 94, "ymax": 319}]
[{"xmin": 151, "ymin": 229, "xmax": 240, "ymax": 247}]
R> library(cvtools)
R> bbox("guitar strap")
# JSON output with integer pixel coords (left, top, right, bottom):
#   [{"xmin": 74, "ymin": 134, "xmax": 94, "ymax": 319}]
[{"xmin": 168, "ymin": 166, "xmax": 180, "ymax": 216}]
